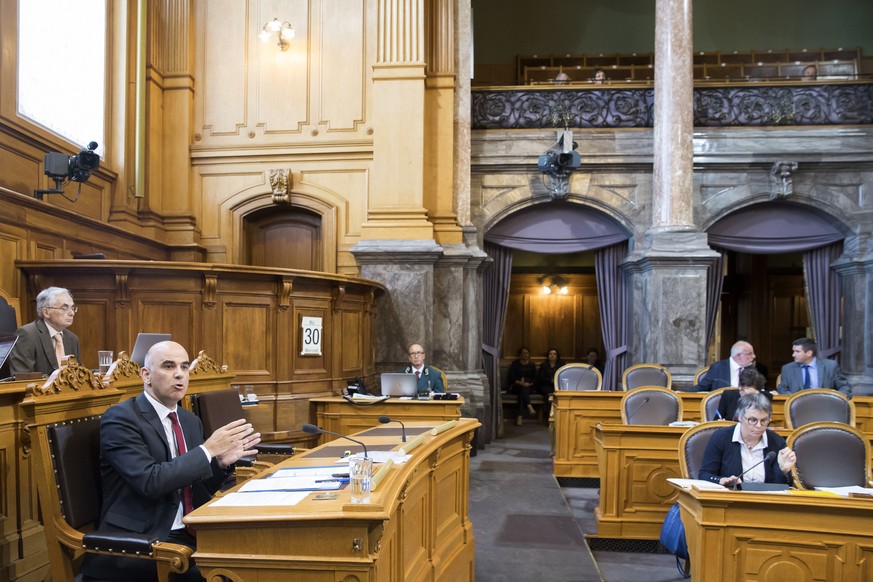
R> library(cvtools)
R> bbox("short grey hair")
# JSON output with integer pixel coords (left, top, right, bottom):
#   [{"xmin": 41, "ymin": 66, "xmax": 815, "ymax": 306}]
[
  {"xmin": 736, "ymin": 391, "xmax": 772, "ymax": 419},
  {"xmin": 36, "ymin": 287, "xmax": 72, "ymax": 320}
]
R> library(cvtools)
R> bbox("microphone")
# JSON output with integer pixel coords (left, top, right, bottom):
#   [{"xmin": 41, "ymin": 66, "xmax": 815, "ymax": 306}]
[
  {"xmin": 301, "ymin": 423, "xmax": 369, "ymax": 458},
  {"xmin": 378, "ymin": 416, "xmax": 407, "ymax": 442},
  {"xmin": 625, "ymin": 397, "xmax": 650, "ymax": 422},
  {"xmin": 734, "ymin": 451, "xmax": 777, "ymax": 489}
]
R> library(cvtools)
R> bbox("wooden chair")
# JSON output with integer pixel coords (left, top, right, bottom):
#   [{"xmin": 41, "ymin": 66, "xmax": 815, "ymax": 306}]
[
  {"xmin": 620, "ymin": 386, "xmax": 682, "ymax": 425},
  {"xmin": 788, "ymin": 422, "xmax": 871, "ymax": 490},
  {"xmin": 430, "ymin": 365, "xmax": 448, "ymax": 392},
  {"xmin": 784, "ymin": 388, "xmax": 855, "ymax": 429},
  {"xmin": 554, "ymin": 363, "xmax": 602, "ymax": 391},
  {"xmin": 622, "ymin": 363, "xmax": 672, "ymax": 391},
  {"xmin": 190, "ymin": 389, "xmax": 294, "ymax": 480},
  {"xmin": 678, "ymin": 421, "xmax": 735, "ymax": 479},
  {"xmin": 700, "ymin": 387, "xmax": 729, "ymax": 421},
  {"xmin": 19, "ymin": 357, "xmax": 193, "ymax": 582}
]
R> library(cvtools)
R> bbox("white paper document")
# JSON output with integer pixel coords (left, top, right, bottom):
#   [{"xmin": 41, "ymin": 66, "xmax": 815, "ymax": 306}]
[
  {"xmin": 210, "ymin": 490, "xmax": 310, "ymax": 507},
  {"xmin": 815, "ymin": 485, "xmax": 873, "ymax": 497},
  {"xmin": 667, "ymin": 478, "xmax": 728, "ymax": 491},
  {"xmin": 341, "ymin": 451, "xmax": 411, "ymax": 464}
]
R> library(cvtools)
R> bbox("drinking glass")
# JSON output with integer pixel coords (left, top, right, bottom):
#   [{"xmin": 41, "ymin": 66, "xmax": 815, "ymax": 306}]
[
  {"xmin": 349, "ymin": 457, "xmax": 373, "ymax": 503},
  {"xmin": 98, "ymin": 350, "xmax": 114, "ymax": 374}
]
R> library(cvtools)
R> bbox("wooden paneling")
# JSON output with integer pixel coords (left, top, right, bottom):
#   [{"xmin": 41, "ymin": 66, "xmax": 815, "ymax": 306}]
[
  {"xmin": 501, "ymin": 273, "xmax": 602, "ymax": 365},
  {"xmin": 14, "ymin": 260, "xmax": 384, "ymax": 443}
]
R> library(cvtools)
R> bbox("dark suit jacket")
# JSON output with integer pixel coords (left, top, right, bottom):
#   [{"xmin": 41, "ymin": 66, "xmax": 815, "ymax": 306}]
[
  {"xmin": 80, "ymin": 393, "xmax": 229, "ymax": 581},
  {"xmin": 695, "ymin": 358, "xmax": 733, "ymax": 392},
  {"xmin": 695, "ymin": 359, "xmax": 768, "ymax": 392},
  {"xmin": 698, "ymin": 425, "xmax": 790, "ymax": 485},
  {"xmin": 10, "ymin": 319, "xmax": 81, "ymax": 376},
  {"xmin": 776, "ymin": 357, "xmax": 850, "ymax": 396},
  {"xmin": 402, "ymin": 364, "xmax": 446, "ymax": 393}
]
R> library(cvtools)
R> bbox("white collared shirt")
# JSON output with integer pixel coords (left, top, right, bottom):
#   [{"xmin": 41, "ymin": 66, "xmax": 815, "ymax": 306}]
[
  {"xmin": 142, "ymin": 391, "xmax": 210, "ymax": 530},
  {"xmin": 731, "ymin": 423, "xmax": 768, "ymax": 483},
  {"xmin": 729, "ymin": 357, "xmax": 743, "ymax": 387}
]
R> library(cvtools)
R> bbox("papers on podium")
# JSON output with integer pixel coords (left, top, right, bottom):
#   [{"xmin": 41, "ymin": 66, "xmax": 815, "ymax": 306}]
[{"xmin": 667, "ymin": 478, "xmax": 728, "ymax": 491}]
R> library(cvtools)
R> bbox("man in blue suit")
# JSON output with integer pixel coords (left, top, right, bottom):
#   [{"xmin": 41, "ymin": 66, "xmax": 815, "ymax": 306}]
[
  {"xmin": 81, "ymin": 341, "xmax": 260, "ymax": 581},
  {"xmin": 695, "ymin": 341, "xmax": 757, "ymax": 392},
  {"xmin": 776, "ymin": 337, "xmax": 850, "ymax": 396}
]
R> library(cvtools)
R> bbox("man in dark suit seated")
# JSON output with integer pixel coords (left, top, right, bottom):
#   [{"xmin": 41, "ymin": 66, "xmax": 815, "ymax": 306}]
[
  {"xmin": 776, "ymin": 337, "xmax": 850, "ymax": 396},
  {"xmin": 717, "ymin": 368, "xmax": 772, "ymax": 421},
  {"xmin": 9, "ymin": 286, "xmax": 81, "ymax": 376},
  {"xmin": 81, "ymin": 341, "xmax": 260, "ymax": 582},
  {"xmin": 695, "ymin": 340, "xmax": 758, "ymax": 392}
]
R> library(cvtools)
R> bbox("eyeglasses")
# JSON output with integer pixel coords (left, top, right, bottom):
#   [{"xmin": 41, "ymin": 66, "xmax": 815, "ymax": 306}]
[
  {"xmin": 46, "ymin": 304, "xmax": 78, "ymax": 313},
  {"xmin": 408, "ymin": 351, "xmax": 424, "ymax": 356},
  {"xmin": 743, "ymin": 416, "xmax": 770, "ymax": 427}
]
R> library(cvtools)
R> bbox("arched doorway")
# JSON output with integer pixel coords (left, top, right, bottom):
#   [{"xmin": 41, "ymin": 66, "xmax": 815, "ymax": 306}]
[
  {"xmin": 243, "ymin": 206, "xmax": 323, "ymax": 270},
  {"xmin": 482, "ymin": 201, "xmax": 631, "ymax": 439},
  {"xmin": 706, "ymin": 201, "xmax": 847, "ymax": 383}
]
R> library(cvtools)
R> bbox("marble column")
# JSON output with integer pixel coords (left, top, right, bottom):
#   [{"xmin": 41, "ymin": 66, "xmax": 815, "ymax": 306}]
[
  {"xmin": 351, "ymin": 236, "xmax": 490, "ymax": 434},
  {"xmin": 832, "ymin": 235, "xmax": 873, "ymax": 395},
  {"xmin": 624, "ymin": 0, "xmax": 718, "ymax": 386}
]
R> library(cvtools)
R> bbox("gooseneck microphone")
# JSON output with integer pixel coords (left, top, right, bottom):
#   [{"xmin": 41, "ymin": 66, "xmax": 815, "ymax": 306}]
[
  {"xmin": 378, "ymin": 415, "xmax": 407, "ymax": 442},
  {"xmin": 301, "ymin": 423, "xmax": 369, "ymax": 458},
  {"xmin": 625, "ymin": 397, "xmax": 650, "ymax": 422},
  {"xmin": 734, "ymin": 451, "xmax": 777, "ymax": 489}
]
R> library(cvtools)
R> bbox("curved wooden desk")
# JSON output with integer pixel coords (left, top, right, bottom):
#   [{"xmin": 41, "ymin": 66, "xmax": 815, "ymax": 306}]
[
  {"xmin": 675, "ymin": 485, "xmax": 873, "ymax": 582},
  {"xmin": 187, "ymin": 418, "xmax": 479, "ymax": 581}
]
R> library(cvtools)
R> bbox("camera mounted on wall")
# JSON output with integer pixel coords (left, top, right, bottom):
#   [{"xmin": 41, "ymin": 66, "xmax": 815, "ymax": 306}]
[
  {"xmin": 537, "ymin": 130, "xmax": 580, "ymax": 200},
  {"xmin": 34, "ymin": 141, "xmax": 100, "ymax": 201}
]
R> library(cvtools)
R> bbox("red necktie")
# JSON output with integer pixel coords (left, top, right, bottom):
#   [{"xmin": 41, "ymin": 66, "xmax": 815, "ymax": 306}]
[
  {"xmin": 415, "ymin": 371, "xmax": 420, "ymax": 379},
  {"xmin": 167, "ymin": 411, "xmax": 195, "ymax": 534}
]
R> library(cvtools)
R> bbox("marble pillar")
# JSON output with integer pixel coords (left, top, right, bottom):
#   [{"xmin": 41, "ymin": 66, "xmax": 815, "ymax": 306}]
[
  {"xmin": 833, "ymin": 237, "xmax": 873, "ymax": 395},
  {"xmin": 625, "ymin": 0, "xmax": 718, "ymax": 386},
  {"xmin": 351, "ymin": 238, "xmax": 490, "ymax": 433}
]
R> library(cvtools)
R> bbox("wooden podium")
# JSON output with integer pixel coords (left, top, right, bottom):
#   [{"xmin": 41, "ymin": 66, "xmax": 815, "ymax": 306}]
[
  {"xmin": 187, "ymin": 419, "xmax": 479, "ymax": 581},
  {"xmin": 675, "ymin": 485, "xmax": 873, "ymax": 581},
  {"xmin": 310, "ymin": 396, "xmax": 463, "ymax": 444}
]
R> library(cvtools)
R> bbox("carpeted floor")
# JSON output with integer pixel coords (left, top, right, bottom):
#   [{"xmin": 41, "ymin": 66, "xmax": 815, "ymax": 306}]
[{"xmin": 470, "ymin": 420, "xmax": 689, "ymax": 582}]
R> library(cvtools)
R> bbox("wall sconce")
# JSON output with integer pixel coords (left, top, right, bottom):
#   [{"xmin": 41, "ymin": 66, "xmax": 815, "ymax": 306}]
[
  {"xmin": 259, "ymin": 18, "xmax": 295, "ymax": 51},
  {"xmin": 538, "ymin": 274, "xmax": 569, "ymax": 295}
]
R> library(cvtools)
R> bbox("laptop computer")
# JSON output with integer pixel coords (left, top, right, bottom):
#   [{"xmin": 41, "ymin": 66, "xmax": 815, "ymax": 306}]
[
  {"xmin": 130, "ymin": 333, "xmax": 172, "ymax": 366},
  {"xmin": 0, "ymin": 333, "xmax": 18, "ymax": 379},
  {"xmin": 380, "ymin": 372, "xmax": 418, "ymax": 397}
]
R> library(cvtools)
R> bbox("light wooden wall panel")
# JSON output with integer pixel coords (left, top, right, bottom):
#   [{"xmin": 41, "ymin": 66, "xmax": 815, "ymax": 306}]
[
  {"xmin": 340, "ymin": 310, "xmax": 363, "ymax": 373},
  {"xmin": 221, "ymin": 300, "xmax": 274, "ymax": 376},
  {"xmin": 202, "ymin": 0, "xmax": 249, "ymax": 135},
  {"xmin": 320, "ymin": 0, "xmax": 366, "ymax": 130}
]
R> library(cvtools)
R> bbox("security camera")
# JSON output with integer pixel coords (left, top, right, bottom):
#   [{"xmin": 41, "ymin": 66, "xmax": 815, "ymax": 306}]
[{"xmin": 537, "ymin": 131, "xmax": 580, "ymax": 175}]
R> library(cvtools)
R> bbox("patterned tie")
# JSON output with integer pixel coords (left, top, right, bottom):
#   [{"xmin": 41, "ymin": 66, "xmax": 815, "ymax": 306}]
[
  {"xmin": 415, "ymin": 371, "xmax": 420, "ymax": 379},
  {"xmin": 802, "ymin": 365, "xmax": 811, "ymax": 389},
  {"xmin": 53, "ymin": 333, "xmax": 66, "ymax": 368},
  {"xmin": 167, "ymin": 411, "xmax": 195, "ymax": 534}
]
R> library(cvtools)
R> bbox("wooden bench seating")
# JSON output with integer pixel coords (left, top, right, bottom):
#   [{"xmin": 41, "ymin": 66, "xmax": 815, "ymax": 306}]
[{"xmin": 501, "ymin": 391, "xmax": 548, "ymax": 423}]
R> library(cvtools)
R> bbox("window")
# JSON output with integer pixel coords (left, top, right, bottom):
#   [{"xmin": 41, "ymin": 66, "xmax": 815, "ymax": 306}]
[{"xmin": 17, "ymin": 0, "xmax": 106, "ymax": 154}]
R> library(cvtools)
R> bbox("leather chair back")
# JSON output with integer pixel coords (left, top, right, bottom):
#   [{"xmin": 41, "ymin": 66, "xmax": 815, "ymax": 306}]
[
  {"xmin": 622, "ymin": 364, "xmax": 672, "ymax": 391},
  {"xmin": 701, "ymin": 388, "xmax": 727, "ymax": 422},
  {"xmin": 785, "ymin": 388, "xmax": 854, "ymax": 429},
  {"xmin": 620, "ymin": 386, "xmax": 682, "ymax": 425},
  {"xmin": 191, "ymin": 389, "xmax": 245, "ymax": 435},
  {"xmin": 678, "ymin": 420, "xmax": 734, "ymax": 479},
  {"xmin": 47, "ymin": 417, "xmax": 103, "ymax": 530},
  {"xmin": 788, "ymin": 422, "xmax": 871, "ymax": 489},
  {"xmin": 554, "ymin": 363, "xmax": 602, "ymax": 391}
]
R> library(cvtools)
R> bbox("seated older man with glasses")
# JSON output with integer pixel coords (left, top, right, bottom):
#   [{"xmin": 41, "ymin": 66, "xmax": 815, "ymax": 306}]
[
  {"xmin": 10, "ymin": 286, "xmax": 81, "ymax": 376},
  {"xmin": 699, "ymin": 391, "xmax": 796, "ymax": 489}
]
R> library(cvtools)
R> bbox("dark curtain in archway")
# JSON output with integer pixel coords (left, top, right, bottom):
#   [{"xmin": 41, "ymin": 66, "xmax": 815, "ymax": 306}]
[
  {"xmin": 707, "ymin": 202, "xmax": 845, "ymax": 358},
  {"xmin": 483, "ymin": 202, "xmax": 631, "ymax": 435}
]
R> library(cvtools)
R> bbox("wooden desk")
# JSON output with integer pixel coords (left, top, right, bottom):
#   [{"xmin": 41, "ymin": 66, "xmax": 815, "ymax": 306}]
[
  {"xmin": 187, "ymin": 419, "xmax": 479, "ymax": 581},
  {"xmin": 310, "ymin": 396, "xmax": 463, "ymax": 444},
  {"xmin": 675, "ymin": 485, "xmax": 873, "ymax": 581},
  {"xmin": 553, "ymin": 391, "xmax": 789, "ymax": 480},
  {"xmin": 592, "ymin": 424, "xmax": 687, "ymax": 539}
]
